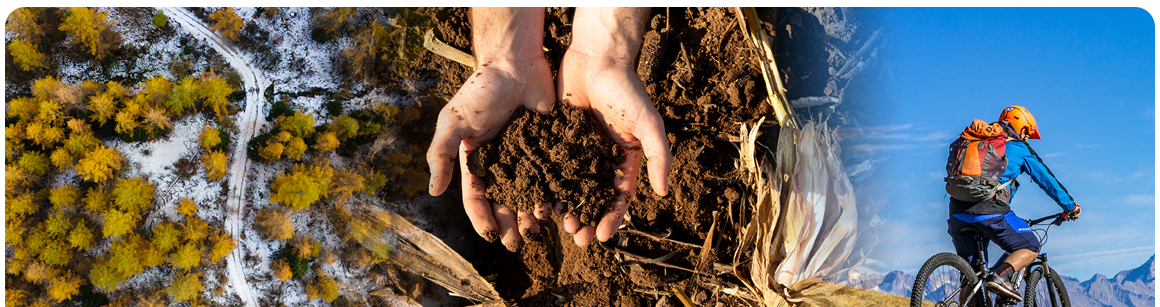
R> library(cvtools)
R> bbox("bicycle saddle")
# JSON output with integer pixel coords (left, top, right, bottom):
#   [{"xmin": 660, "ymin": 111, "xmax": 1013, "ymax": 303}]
[{"xmin": 960, "ymin": 226, "xmax": 985, "ymax": 238}]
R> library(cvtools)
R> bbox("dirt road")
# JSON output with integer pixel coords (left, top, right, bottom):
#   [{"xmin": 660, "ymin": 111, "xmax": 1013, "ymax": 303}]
[{"xmin": 159, "ymin": 7, "xmax": 268, "ymax": 307}]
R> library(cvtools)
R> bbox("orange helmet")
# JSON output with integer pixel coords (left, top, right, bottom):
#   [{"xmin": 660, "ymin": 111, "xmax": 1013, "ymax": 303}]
[{"xmin": 998, "ymin": 106, "xmax": 1040, "ymax": 139}]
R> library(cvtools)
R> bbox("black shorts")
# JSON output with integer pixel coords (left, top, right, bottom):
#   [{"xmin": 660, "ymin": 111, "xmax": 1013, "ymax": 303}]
[{"xmin": 948, "ymin": 211, "xmax": 1040, "ymax": 265}]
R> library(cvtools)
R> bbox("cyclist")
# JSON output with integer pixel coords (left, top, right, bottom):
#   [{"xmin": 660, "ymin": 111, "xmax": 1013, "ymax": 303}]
[{"xmin": 944, "ymin": 106, "xmax": 1081, "ymax": 301}]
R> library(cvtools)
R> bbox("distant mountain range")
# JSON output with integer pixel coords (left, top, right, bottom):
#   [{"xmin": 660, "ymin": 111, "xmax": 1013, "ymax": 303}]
[{"xmin": 839, "ymin": 255, "xmax": 1154, "ymax": 307}]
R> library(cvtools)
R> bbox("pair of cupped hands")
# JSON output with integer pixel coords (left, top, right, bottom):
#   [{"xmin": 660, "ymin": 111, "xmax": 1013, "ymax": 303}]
[{"xmin": 425, "ymin": 8, "xmax": 672, "ymax": 251}]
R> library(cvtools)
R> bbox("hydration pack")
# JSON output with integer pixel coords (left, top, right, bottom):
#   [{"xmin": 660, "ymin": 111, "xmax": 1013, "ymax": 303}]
[{"xmin": 945, "ymin": 119, "xmax": 1014, "ymax": 203}]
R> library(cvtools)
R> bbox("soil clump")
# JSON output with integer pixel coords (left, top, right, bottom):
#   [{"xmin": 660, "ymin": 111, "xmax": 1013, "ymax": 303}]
[{"xmin": 467, "ymin": 104, "xmax": 624, "ymax": 225}]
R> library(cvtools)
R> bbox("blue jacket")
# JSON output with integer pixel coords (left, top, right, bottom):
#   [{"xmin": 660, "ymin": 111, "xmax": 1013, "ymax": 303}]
[{"xmin": 1000, "ymin": 140, "xmax": 1077, "ymax": 212}]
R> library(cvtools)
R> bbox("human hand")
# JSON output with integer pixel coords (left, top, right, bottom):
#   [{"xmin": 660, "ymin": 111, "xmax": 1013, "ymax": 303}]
[
  {"xmin": 552, "ymin": 7, "xmax": 672, "ymax": 247},
  {"xmin": 1064, "ymin": 204, "xmax": 1081, "ymax": 221},
  {"xmin": 427, "ymin": 8, "xmax": 556, "ymax": 251}
]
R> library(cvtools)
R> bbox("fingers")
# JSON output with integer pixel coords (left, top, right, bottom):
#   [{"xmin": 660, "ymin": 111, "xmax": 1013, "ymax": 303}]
[
  {"xmin": 494, "ymin": 204, "xmax": 521, "ymax": 252},
  {"xmin": 636, "ymin": 109, "xmax": 672, "ymax": 196},
  {"xmin": 427, "ymin": 106, "xmax": 471, "ymax": 196},
  {"xmin": 572, "ymin": 225, "xmax": 596, "ymax": 247},
  {"xmin": 563, "ymin": 213, "xmax": 581, "ymax": 235},
  {"xmin": 533, "ymin": 203, "xmax": 551, "ymax": 220},
  {"xmin": 595, "ymin": 194, "xmax": 631, "ymax": 242},
  {"xmin": 518, "ymin": 211, "xmax": 539, "ymax": 239},
  {"xmin": 459, "ymin": 141, "xmax": 500, "ymax": 242}
]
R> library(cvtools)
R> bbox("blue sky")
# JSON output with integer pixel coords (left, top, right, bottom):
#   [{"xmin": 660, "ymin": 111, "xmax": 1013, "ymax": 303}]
[{"xmin": 860, "ymin": 8, "xmax": 1155, "ymax": 280}]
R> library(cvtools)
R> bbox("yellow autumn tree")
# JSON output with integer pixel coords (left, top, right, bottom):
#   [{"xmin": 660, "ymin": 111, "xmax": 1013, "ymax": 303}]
[
  {"xmin": 208, "ymin": 8, "xmax": 243, "ymax": 41},
  {"xmin": 83, "ymin": 186, "xmax": 110, "ymax": 213},
  {"xmin": 76, "ymin": 145, "xmax": 124, "ymax": 183},
  {"xmin": 316, "ymin": 273, "xmax": 339, "ymax": 302},
  {"xmin": 166, "ymin": 75, "xmax": 198, "ymax": 114},
  {"xmin": 89, "ymin": 260, "xmax": 122, "ymax": 290},
  {"xmin": 151, "ymin": 222, "xmax": 182, "ymax": 253},
  {"xmin": 271, "ymin": 258, "xmax": 292, "ymax": 281},
  {"xmin": 255, "ymin": 206, "xmax": 293, "ymax": 241},
  {"xmin": 259, "ymin": 142, "xmax": 284, "ymax": 162},
  {"xmin": 49, "ymin": 185, "xmax": 79, "ymax": 210},
  {"xmin": 177, "ymin": 197, "xmax": 198, "ymax": 217},
  {"xmin": 183, "ymin": 217, "xmax": 210, "ymax": 243},
  {"xmin": 141, "ymin": 75, "xmax": 172, "ymax": 104},
  {"xmin": 102, "ymin": 208, "xmax": 137, "ymax": 239},
  {"xmin": 17, "ymin": 151, "xmax": 51, "ymax": 176},
  {"xmin": 45, "ymin": 212, "xmax": 72, "ymax": 237},
  {"xmin": 58, "ymin": 7, "xmax": 116, "ymax": 60},
  {"xmin": 47, "ymin": 270, "xmax": 83, "ymax": 302},
  {"xmin": 68, "ymin": 222, "xmax": 94, "ymax": 250},
  {"xmin": 39, "ymin": 239, "xmax": 70, "ymax": 266},
  {"xmin": 112, "ymin": 177, "xmax": 154, "ymax": 213},
  {"xmin": 198, "ymin": 70, "xmax": 234, "ymax": 120},
  {"xmin": 172, "ymin": 242, "xmax": 200, "ymax": 270},
  {"xmin": 9, "ymin": 39, "xmax": 45, "ymax": 71},
  {"xmin": 203, "ymin": 150, "xmax": 229, "ymax": 181},
  {"xmin": 209, "ymin": 231, "xmax": 235, "ymax": 263},
  {"xmin": 276, "ymin": 112, "xmax": 316, "ymax": 138},
  {"xmin": 167, "ymin": 271, "xmax": 203, "ymax": 302},
  {"xmin": 88, "ymin": 91, "xmax": 119, "ymax": 125},
  {"xmin": 284, "ymin": 137, "xmax": 307, "ymax": 161},
  {"xmin": 200, "ymin": 125, "xmax": 222, "ymax": 151},
  {"xmin": 7, "ymin": 7, "xmax": 44, "ymax": 42},
  {"xmin": 269, "ymin": 160, "xmax": 333, "ymax": 211},
  {"xmin": 313, "ymin": 131, "xmax": 339, "ymax": 152},
  {"xmin": 141, "ymin": 106, "xmax": 173, "ymax": 132}
]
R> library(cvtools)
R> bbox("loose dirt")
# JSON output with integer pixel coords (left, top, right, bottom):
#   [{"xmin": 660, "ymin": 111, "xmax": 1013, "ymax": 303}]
[
  {"xmin": 467, "ymin": 104, "xmax": 624, "ymax": 225},
  {"xmin": 406, "ymin": 7, "xmax": 880, "ymax": 306}
]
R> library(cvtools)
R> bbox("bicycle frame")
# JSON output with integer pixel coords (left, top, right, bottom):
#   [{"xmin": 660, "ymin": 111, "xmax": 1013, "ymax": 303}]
[{"xmin": 959, "ymin": 213, "xmax": 1066, "ymax": 307}]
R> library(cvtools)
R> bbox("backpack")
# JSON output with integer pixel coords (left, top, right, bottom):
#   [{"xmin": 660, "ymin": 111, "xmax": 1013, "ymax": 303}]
[{"xmin": 945, "ymin": 119, "xmax": 1014, "ymax": 203}]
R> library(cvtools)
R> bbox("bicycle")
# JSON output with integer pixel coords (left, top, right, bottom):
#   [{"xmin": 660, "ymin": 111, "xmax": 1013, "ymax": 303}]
[{"xmin": 909, "ymin": 212, "xmax": 1071, "ymax": 307}]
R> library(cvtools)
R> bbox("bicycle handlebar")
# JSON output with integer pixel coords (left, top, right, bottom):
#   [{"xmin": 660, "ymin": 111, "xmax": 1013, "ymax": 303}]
[{"xmin": 1027, "ymin": 213, "xmax": 1067, "ymax": 226}]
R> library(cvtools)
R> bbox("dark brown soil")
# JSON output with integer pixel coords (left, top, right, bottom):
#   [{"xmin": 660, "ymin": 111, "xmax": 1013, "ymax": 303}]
[
  {"xmin": 408, "ymin": 7, "xmax": 880, "ymax": 307},
  {"xmin": 467, "ymin": 104, "xmax": 624, "ymax": 225}
]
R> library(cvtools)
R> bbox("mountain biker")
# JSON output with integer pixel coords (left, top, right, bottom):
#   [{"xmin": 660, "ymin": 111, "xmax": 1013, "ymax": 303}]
[{"xmin": 945, "ymin": 106, "xmax": 1081, "ymax": 301}]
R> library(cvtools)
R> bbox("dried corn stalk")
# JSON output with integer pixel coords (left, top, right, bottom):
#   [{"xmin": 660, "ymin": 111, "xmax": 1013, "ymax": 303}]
[
  {"xmin": 728, "ymin": 9, "xmax": 861, "ymax": 306},
  {"xmin": 349, "ymin": 203, "xmax": 505, "ymax": 306},
  {"xmin": 733, "ymin": 118, "xmax": 859, "ymax": 306}
]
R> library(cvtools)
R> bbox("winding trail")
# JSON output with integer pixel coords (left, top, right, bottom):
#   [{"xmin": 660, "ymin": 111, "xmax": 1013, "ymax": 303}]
[{"xmin": 160, "ymin": 8, "xmax": 267, "ymax": 307}]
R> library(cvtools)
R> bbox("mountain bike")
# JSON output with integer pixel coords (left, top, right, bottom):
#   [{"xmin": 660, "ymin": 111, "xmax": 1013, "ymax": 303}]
[{"xmin": 909, "ymin": 212, "xmax": 1071, "ymax": 307}]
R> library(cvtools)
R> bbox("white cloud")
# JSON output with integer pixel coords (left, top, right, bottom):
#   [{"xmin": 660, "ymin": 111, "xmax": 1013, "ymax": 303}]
[
  {"xmin": 1124, "ymin": 194, "xmax": 1155, "ymax": 205},
  {"xmin": 848, "ymin": 144, "xmax": 919, "ymax": 152},
  {"xmin": 1039, "ymin": 152, "xmax": 1065, "ymax": 158}
]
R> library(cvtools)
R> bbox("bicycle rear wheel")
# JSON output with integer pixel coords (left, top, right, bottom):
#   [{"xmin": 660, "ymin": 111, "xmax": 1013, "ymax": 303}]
[
  {"xmin": 1024, "ymin": 265, "xmax": 1070, "ymax": 307},
  {"xmin": 911, "ymin": 252, "xmax": 979, "ymax": 307}
]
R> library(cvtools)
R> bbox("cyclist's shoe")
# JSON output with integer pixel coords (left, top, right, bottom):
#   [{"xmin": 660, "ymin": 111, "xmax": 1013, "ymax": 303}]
[{"xmin": 985, "ymin": 274, "xmax": 1023, "ymax": 301}]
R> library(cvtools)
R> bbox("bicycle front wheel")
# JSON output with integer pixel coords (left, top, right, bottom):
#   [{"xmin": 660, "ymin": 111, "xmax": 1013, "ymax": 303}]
[
  {"xmin": 911, "ymin": 252, "xmax": 979, "ymax": 307},
  {"xmin": 1025, "ymin": 265, "xmax": 1071, "ymax": 307}
]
